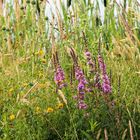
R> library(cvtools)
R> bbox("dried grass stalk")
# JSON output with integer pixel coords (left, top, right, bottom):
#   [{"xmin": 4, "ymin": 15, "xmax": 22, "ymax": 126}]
[
  {"xmin": 129, "ymin": 120, "xmax": 134, "ymax": 140},
  {"xmin": 104, "ymin": 128, "xmax": 108, "ymax": 140}
]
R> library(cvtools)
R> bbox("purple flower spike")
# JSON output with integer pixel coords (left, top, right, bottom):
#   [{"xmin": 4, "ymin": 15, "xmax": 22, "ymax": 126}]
[
  {"xmin": 84, "ymin": 50, "xmax": 95, "ymax": 73},
  {"xmin": 54, "ymin": 65, "xmax": 66, "ymax": 89},
  {"xmin": 97, "ymin": 54, "xmax": 111, "ymax": 94},
  {"xmin": 70, "ymin": 48, "xmax": 88, "ymax": 109},
  {"xmin": 102, "ymin": 74, "xmax": 112, "ymax": 93},
  {"xmin": 98, "ymin": 54, "xmax": 106, "ymax": 74},
  {"xmin": 74, "ymin": 66, "xmax": 88, "ymax": 109},
  {"xmin": 78, "ymin": 82, "xmax": 85, "ymax": 91}
]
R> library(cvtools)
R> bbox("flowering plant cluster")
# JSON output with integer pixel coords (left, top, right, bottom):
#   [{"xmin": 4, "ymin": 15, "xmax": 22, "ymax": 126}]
[{"xmin": 53, "ymin": 45, "xmax": 112, "ymax": 109}]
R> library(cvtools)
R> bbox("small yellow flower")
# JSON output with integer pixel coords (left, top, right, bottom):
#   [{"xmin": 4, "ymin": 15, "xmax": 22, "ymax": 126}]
[
  {"xmin": 36, "ymin": 106, "xmax": 41, "ymax": 113},
  {"xmin": 38, "ymin": 50, "xmax": 44, "ymax": 56},
  {"xmin": 9, "ymin": 88, "xmax": 14, "ymax": 92},
  {"xmin": 46, "ymin": 107, "xmax": 54, "ymax": 113},
  {"xmin": 57, "ymin": 103, "xmax": 64, "ymax": 109},
  {"xmin": 38, "ymin": 72, "xmax": 43, "ymax": 78},
  {"xmin": 35, "ymin": 49, "xmax": 45, "ymax": 57},
  {"xmin": 9, "ymin": 114, "xmax": 15, "ymax": 121}
]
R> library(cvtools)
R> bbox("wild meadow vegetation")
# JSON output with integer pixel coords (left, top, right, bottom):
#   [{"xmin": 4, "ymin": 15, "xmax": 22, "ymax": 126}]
[{"xmin": 0, "ymin": 0, "xmax": 140, "ymax": 139}]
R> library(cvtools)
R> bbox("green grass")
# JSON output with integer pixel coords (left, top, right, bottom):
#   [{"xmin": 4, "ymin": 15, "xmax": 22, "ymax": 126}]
[{"xmin": 0, "ymin": 0, "xmax": 140, "ymax": 139}]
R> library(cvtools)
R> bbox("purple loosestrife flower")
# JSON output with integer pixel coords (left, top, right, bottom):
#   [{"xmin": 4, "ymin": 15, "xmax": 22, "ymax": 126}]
[
  {"xmin": 98, "ymin": 54, "xmax": 106, "ymax": 74},
  {"xmin": 75, "ymin": 67, "xmax": 88, "ymax": 84},
  {"xmin": 98, "ymin": 54, "xmax": 111, "ymax": 94},
  {"xmin": 70, "ymin": 47, "xmax": 88, "ymax": 109},
  {"xmin": 54, "ymin": 65, "xmax": 66, "ymax": 89},
  {"xmin": 102, "ymin": 74, "xmax": 112, "ymax": 93},
  {"xmin": 78, "ymin": 82, "xmax": 85, "ymax": 91},
  {"xmin": 75, "ymin": 66, "xmax": 88, "ymax": 109},
  {"xmin": 84, "ymin": 49, "xmax": 95, "ymax": 92},
  {"xmin": 84, "ymin": 50, "xmax": 95, "ymax": 73}
]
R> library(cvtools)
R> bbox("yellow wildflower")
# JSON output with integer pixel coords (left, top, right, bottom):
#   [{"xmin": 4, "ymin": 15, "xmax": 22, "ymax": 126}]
[
  {"xmin": 36, "ymin": 106, "xmax": 41, "ymax": 113},
  {"xmin": 57, "ymin": 103, "xmax": 64, "ymax": 109},
  {"xmin": 38, "ymin": 72, "xmax": 43, "ymax": 78},
  {"xmin": 38, "ymin": 49, "xmax": 44, "ymax": 56},
  {"xmin": 9, "ymin": 88, "xmax": 14, "ymax": 92},
  {"xmin": 35, "ymin": 49, "xmax": 45, "ymax": 57},
  {"xmin": 46, "ymin": 107, "xmax": 54, "ymax": 113},
  {"xmin": 9, "ymin": 114, "xmax": 15, "ymax": 121}
]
